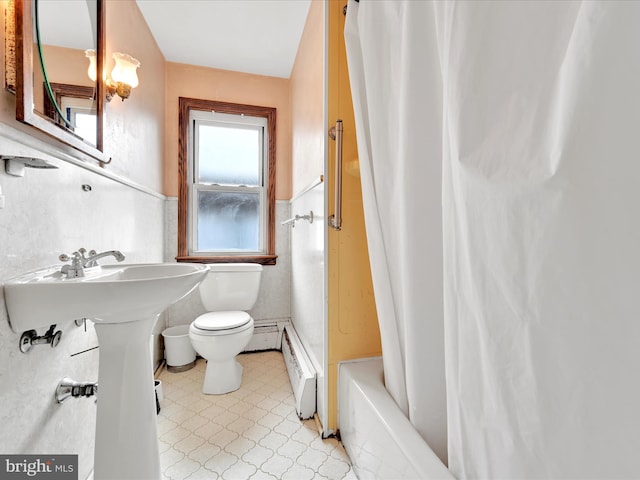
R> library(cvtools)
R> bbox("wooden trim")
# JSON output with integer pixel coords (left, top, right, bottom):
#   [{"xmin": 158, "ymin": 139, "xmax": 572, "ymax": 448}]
[
  {"xmin": 177, "ymin": 97, "xmax": 189, "ymax": 258},
  {"xmin": 5, "ymin": 0, "xmax": 17, "ymax": 93},
  {"xmin": 96, "ymin": 0, "xmax": 105, "ymax": 155},
  {"xmin": 176, "ymin": 255, "xmax": 277, "ymax": 266},
  {"xmin": 177, "ymin": 97, "xmax": 277, "ymax": 264},
  {"xmin": 15, "ymin": 0, "xmax": 30, "ymax": 123}
]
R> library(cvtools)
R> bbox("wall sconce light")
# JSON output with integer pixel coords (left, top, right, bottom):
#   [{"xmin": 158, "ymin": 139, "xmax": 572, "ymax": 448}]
[
  {"xmin": 105, "ymin": 52, "xmax": 141, "ymax": 102},
  {"xmin": 85, "ymin": 49, "xmax": 97, "ymax": 82}
]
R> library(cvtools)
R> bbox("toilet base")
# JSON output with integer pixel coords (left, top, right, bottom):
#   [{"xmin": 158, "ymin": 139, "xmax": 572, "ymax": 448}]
[{"xmin": 202, "ymin": 358, "xmax": 243, "ymax": 394}]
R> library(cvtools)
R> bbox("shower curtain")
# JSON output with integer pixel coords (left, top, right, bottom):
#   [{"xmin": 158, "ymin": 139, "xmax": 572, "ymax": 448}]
[
  {"xmin": 346, "ymin": 0, "xmax": 640, "ymax": 478},
  {"xmin": 345, "ymin": 0, "xmax": 448, "ymax": 465}
]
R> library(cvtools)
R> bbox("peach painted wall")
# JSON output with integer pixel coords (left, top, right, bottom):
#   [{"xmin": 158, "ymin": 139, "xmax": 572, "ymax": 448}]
[
  {"xmin": 36, "ymin": 45, "xmax": 94, "ymax": 114},
  {"xmin": 290, "ymin": 0, "xmax": 324, "ymax": 197},
  {"xmin": 104, "ymin": 0, "xmax": 165, "ymax": 192},
  {"xmin": 164, "ymin": 63, "xmax": 291, "ymax": 200}
]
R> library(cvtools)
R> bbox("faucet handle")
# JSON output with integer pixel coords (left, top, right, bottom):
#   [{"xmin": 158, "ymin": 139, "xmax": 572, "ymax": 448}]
[
  {"xmin": 76, "ymin": 248, "xmax": 90, "ymax": 260},
  {"xmin": 59, "ymin": 251, "xmax": 84, "ymax": 265}
]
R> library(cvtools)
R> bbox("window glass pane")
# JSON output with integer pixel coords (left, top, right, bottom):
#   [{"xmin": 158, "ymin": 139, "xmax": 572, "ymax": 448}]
[
  {"xmin": 197, "ymin": 191, "xmax": 260, "ymax": 252},
  {"xmin": 72, "ymin": 112, "xmax": 97, "ymax": 145},
  {"xmin": 197, "ymin": 124, "xmax": 260, "ymax": 186}
]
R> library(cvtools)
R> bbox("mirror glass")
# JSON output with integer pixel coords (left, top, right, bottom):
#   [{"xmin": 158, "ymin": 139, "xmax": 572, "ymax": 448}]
[
  {"xmin": 35, "ymin": 0, "xmax": 97, "ymax": 146},
  {"xmin": 16, "ymin": 0, "xmax": 105, "ymax": 162}
]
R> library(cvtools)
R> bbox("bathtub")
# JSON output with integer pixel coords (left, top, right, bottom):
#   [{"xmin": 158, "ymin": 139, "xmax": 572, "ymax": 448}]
[{"xmin": 338, "ymin": 358, "xmax": 454, "ymax": 480}]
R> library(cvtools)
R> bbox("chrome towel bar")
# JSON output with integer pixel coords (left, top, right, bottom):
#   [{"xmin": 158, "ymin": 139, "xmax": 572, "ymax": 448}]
[{"xmin": 282, "ymin": 211, "xmax": 314, "ymax": 228}]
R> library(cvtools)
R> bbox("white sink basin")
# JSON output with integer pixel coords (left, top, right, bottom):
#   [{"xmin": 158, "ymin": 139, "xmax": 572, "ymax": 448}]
[
  {"xmin": 3, "ymin": 261, "xmax": 209, "ymax": 480},
  {"xmin": 4, "ymin": 263, "xmax": 208, "ymax": 331}
]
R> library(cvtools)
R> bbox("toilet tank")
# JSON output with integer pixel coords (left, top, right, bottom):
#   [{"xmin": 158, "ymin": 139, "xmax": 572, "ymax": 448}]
[{"xmin": 198, "ymin": 263, "xmax": 263, "ymax": 311}]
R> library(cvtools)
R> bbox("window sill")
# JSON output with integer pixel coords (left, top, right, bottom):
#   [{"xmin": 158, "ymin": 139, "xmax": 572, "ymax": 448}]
[{"xmin": 176, "ymin": 255, "xmax": 277, "ymax": 266}]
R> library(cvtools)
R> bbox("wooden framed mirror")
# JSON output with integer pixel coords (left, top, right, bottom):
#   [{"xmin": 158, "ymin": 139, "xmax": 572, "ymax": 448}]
[{"xmin": 15, "ymin": 0, "xmax": 106, "ymax": 164}]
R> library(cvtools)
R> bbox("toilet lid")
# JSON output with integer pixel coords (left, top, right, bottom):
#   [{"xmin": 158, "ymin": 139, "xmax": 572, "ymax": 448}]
[{"xmin": 193, "ymin": 311, "xmax": 252, "ymax": 331}]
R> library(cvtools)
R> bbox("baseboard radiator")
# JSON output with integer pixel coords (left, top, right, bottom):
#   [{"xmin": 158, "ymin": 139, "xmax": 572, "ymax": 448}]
[
  {"xmin": 282, "ymin": 325, "xmax": 316, "ymax": 419},
  {"xmin": 245, "ymin": 319, "xmax": 288, "ymax": 352}
]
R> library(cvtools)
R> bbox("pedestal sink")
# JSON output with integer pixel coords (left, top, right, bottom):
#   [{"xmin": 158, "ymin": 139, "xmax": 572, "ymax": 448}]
[{"xmin": 4, "ymin": 263, "xmax": 208, "ymax": 480}]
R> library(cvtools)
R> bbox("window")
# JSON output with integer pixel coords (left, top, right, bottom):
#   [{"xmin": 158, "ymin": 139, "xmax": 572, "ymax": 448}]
[
  {"xmin": 65, "ymin": 106, "xmax": 97, "ymax": 145},
  {"xmin": 177, "ymin": 98, "xmax": 277, "ymax": 265}
]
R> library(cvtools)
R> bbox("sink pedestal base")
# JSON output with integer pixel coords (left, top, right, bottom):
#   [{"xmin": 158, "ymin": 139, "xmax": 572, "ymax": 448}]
[{"xmin": 93, "ymin": 316, "xmax": 160, "ymax": 480}]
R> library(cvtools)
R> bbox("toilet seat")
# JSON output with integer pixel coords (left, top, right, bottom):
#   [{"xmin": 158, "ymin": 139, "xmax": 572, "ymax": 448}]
[{"xmin": 191, "ymin": 311, "xmax": 253, "ymax": 336}]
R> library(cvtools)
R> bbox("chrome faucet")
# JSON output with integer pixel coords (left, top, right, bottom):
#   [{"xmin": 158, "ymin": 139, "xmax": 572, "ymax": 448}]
[
  {"xmin": 85, "ymin": 250, "xmax": 126, "ymax": 267},
  {"xmin": 59, "ymin": 248, "xmax": 125, "ymax": 278}
]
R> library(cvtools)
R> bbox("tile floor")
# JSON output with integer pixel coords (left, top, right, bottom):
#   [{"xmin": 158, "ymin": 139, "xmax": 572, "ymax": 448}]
[{"xmin": 157, "ymin": 350, "xmax": 356, "ymax": 480}]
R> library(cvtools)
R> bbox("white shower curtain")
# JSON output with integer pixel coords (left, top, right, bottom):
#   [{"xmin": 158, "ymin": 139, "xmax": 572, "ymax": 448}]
[
  {"xmin": 344, "ymin": 0, "xmax": 448, "ymax": 464},
  {"xmin": 346, "ymin": 0, "xmax": 640, "ymax": 477}
]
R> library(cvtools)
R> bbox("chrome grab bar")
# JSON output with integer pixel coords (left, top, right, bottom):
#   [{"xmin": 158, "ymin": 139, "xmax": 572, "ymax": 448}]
[{"xmin": 328, "ymin": 119, "xmax": 343, "ymax": 230}]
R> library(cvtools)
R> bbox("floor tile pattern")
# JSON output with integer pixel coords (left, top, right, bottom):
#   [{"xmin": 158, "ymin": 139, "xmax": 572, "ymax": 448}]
[{"xmin": 157, "ymin": 351, "xmax": 355, "ymax": 480}]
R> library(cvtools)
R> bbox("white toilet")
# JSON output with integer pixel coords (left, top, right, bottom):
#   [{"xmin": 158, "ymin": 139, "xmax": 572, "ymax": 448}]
[{"xmin": 189, "ymin": 263, "xmax": 263, "ymax": 394}]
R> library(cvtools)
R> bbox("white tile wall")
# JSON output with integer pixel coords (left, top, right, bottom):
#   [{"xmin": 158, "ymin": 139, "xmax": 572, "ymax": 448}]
[
  {"xmin": 290, "ymin": 181, "xmax": 326, "ymax": 427},
  {"xmin": 0, "ymin": 157, "xmax": 165, "ymax": 480},
  {"xmin": 164, "ymin": 197, "xmax": 179, "ymax": 262}
]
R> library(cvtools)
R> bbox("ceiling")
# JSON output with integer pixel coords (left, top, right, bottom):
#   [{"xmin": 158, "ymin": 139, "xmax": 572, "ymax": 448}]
[{"xmin": 136, "ymin": 0, "xmax": 312, "ymax": 79}]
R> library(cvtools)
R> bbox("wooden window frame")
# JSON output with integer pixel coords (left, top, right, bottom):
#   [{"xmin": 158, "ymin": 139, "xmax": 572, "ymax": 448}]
[{"xmin": 177, "ymin": 97, "xmax": 277, "ymax": 265}]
